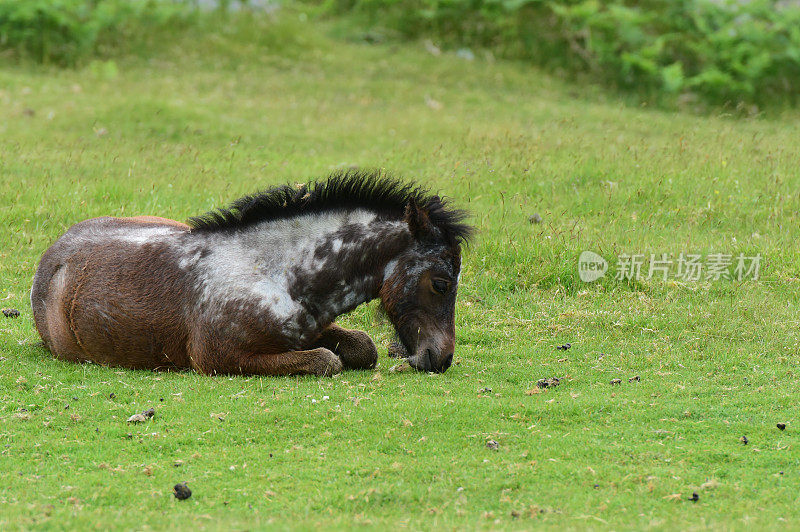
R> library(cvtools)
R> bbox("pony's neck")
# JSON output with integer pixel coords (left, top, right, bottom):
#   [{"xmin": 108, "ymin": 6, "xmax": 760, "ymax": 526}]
[
  {"xmin": 231, "ymin": 209, "xmax": 412, "ymax": 343},
  {"xmin": 193, "ymin": 209, "xmax": 413, "ymax": 346},
  {"xmin": 282, "ymin": 212, "xmax": 412, "ymax": 329}
]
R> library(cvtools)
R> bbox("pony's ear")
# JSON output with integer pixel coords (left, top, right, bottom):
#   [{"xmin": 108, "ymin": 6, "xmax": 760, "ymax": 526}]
[{"xmin": 404, "ymin": 198, "xmax": 432, "ymax": 238}]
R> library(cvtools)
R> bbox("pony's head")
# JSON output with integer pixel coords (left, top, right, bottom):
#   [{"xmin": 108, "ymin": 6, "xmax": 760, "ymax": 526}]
[{"xmin": 380, "ymin": 195, "xmax": 472, "ymax": 373}]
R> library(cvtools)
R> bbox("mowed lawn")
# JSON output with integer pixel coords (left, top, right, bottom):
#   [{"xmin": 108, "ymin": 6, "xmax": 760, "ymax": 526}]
[{"xmin": 1, "ymin": 15, "xmax": 800, "ymax": 530}]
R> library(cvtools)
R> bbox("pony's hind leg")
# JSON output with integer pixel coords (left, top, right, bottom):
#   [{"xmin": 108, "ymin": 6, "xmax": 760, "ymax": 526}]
[
  {"xmin": 313, "ymin": 324, "xmax": 378, "ymax": 370},
  {"xmin": 31, "ymin": 258, "xmax": 83, "ymax": 362},
  {"xmin": 193, "ymin": 346, "xmax": 343, "ymax": 377}
]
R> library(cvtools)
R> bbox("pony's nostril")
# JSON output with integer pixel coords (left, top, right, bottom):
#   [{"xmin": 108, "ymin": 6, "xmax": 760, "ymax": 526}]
[
  {"xmin": 441, "ymin": 353, "xmax": 453, "ymax": 372},
  {"xmin": 425, "ymin": 349, "xmax": 435, "ymax": 371}
]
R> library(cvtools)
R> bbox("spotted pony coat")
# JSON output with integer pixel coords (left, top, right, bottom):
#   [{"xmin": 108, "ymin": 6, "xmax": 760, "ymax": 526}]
[{"xmin": 31, "ymin": 170, "xmax": 472, "ymax": 376}]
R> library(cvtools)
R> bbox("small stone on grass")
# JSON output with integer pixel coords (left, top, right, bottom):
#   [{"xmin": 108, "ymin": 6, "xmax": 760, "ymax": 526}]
[{"xmin": 127, "ymin": 407, "xmax": 156, "ymax": 423}]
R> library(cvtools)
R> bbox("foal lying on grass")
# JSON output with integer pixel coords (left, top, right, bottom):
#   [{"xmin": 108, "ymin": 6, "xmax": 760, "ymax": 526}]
[{"xmin": 31, "ymin": 170, "xmax": 472, "ymax": 376}]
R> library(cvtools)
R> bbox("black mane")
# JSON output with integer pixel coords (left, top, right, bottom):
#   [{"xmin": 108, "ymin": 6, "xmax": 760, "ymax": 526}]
[{"xmin": 187, "ymin": 169, "xmax": 473, "ymax": 245}]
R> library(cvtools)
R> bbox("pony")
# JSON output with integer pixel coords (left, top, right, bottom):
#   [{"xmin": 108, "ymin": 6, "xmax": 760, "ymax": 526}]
[{"xmin": 30, "ymin": 170, "xmax": 472, "ymax": 376}]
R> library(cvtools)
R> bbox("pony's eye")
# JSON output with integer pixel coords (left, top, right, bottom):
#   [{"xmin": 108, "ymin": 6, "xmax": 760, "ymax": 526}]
[{"xmin": 432, "ymin": 279, "xmax": 449, "ymax": 294}]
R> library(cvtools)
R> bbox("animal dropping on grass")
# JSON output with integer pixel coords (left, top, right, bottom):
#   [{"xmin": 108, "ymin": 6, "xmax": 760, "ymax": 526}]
[
  {"xmin": 536, "ymin": 377, "xmax": 561, "ymax": 388},
  {"xmin": 2, "ymin": 308, "xmax": 20, "ymax": 318},
  {"xmin": 173, "ymin": 482, "xmax": 192, "ymax": 500}
]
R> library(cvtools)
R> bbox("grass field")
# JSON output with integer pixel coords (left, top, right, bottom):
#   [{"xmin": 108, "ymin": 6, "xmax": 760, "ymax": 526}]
[{"xmin": 2, "ymin": 13, "xmax": 800, "ymax": 530}]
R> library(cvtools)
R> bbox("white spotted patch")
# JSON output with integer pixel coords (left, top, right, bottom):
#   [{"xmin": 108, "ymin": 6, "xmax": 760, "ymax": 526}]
[
  {"xmin": 91, "ymin": 225, "xmax": 180, "ymax": 246},
  {"xmin": 178, "ymin": 248, "xmax": 204, "ymax": 270},
  {"xmin": 383, "ymin": 259, "xmax": 399, "ymax": 281},
  {"xmin": 58, "ymin": 221, "xmax": 186, "ymax": 255},
  {"xmin": 190, "ymin": 209, "xmax": 396, "ymax": 338}
]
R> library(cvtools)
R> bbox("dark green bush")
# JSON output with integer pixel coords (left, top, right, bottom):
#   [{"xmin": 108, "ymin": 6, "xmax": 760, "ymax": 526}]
[
  {"xmin": 0, "ymin": 0, "xmax": 189, "ymax": 65},
  {"xmin": 550, "ymin": 0, "xmax": 800, "ymax": 104},
  {"xmin": 311, "ymin": 0, "xmax": 800, "ymax": 105}
]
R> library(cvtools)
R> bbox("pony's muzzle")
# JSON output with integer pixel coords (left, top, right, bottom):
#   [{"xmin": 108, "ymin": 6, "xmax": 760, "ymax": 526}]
[{"xmin": 409, "ymin": 348, "xmax": 454, "ymax": 373}]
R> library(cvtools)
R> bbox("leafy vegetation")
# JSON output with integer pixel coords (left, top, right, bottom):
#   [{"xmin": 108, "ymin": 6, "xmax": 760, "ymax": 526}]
[
  {"xmin": 1, "ymin": 12, "xmax": 800, "ymax": 530},
  {"xmin": 4, "ymin": 0, "xmax": 800, "ymax": 105},
  {"xmin": 314, "ymin": 0, "xmax": 800, "ymax": 106},
  {"xmin": 0, "ymin": 0, "xmax": 188, "ymax": 65}
]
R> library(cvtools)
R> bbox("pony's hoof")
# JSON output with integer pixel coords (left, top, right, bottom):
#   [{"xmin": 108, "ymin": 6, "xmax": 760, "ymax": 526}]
[
  {"xmin": 334, "ymin": 330, "xmax": 377, "ymax": 370},
  {"xmin": 317, "ymin": 348, "xmax": 343, "ymax": 376}
]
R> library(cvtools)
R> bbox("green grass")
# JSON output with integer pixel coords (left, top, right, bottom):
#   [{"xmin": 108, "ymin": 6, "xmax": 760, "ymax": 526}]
[{"xmin": 2, "ymin": 13, "xmax": 800, "ymax": 530}]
